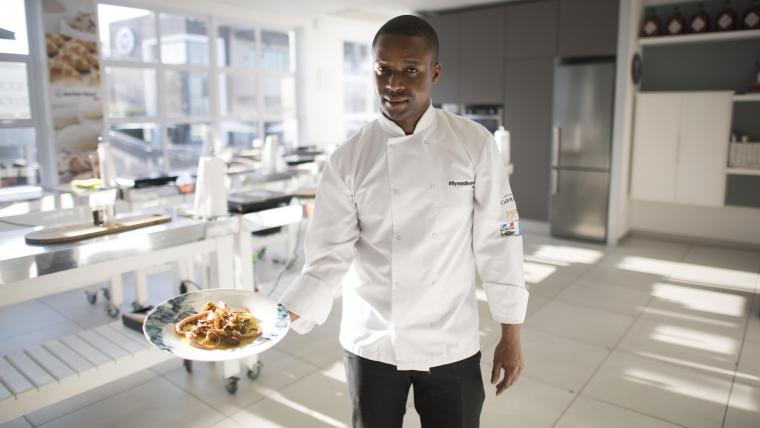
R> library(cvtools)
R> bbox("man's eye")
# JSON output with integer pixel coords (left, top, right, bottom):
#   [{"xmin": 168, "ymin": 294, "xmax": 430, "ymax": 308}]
[{"xmin": 376, "ymin": 66, "xmax": 389, "ymax": 73}]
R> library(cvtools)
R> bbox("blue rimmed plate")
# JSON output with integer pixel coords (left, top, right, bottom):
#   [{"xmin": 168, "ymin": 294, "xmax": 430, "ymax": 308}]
[{"xmin": 144, "ymin": 289, "xmax": 289, "ymax": 361}]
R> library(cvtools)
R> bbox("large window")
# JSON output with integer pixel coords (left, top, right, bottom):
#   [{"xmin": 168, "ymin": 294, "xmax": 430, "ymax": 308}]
[
  {"xmin": 342, "ymin": 41, "xmax": 375, "ymax": 139},
  {"xmin": 98, "ymin": 4, "xmax": 296, "ymax": 176},
  {"xmin": 0, "ymin": 0, "xmax": 38, "ymax": 188}
]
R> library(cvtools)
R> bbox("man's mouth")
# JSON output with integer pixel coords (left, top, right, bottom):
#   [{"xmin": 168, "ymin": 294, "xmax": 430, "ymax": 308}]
[{"xmin": 384, "ymin": 97, "xmax": 409, "ymax": 106}]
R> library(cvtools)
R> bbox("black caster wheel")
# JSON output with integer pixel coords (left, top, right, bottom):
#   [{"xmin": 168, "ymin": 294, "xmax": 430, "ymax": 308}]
[
  {"xmin": 225, "ymin": 376, "xmax": 239, "ymax": 394},
  {"xmin": 85, "ymin": 291, "xmax": 97, "ymax": 305},
  {"xmin": 131, "ymin": 301, "xmax": 144, "ymax": 312},
  {"xmin": 183, "ymin": 359, "xmax": 193, "ymax": 373},
  {"xmin": 106, "ymin": 304, "xmax": 120, "ymax": 318},
  {"xmin": 179, "ymin": 281, "xmax": 188, "ymax": 295},
  {"xmin": 101, "ymin": 287, "xmax": 111, "ymax": 302},
  {"xmin": 247, "ymin": 362, "xmax": 263, "ymax": 380}
]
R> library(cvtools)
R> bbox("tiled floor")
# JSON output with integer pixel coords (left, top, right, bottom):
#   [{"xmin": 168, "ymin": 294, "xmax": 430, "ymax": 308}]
[{"xmin": 1, "ymin": 227, "xmax": 759, "ymax": 428}]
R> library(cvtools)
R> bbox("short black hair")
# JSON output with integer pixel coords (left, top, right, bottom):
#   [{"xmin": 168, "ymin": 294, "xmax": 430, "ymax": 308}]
[{"xmin": 372, "ymin": 15, "xmax": 439, "ymax": 63}]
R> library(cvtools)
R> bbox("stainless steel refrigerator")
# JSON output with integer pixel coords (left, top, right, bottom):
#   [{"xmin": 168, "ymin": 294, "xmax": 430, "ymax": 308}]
[{"xmin": 550, "ymin": 59, "xmax": 615, "ymax": 242}]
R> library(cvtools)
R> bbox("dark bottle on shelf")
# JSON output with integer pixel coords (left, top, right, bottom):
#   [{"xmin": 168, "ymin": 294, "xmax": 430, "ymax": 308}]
[
  {"xmin": 716, "ymin": 0, "xmax": 738, "ymax": 31},
  {"xmin": 690, "ymin": 3, "xmax": 710, "ymax": 33},
  {"xmin": 666, "ymin": 7, "xmax": 686, "ymax": 35},
  {"xmin": 641, "ymin": 9, "xmax": 662, "ymax": 37},
  {"xmin": 743, "ymin": 0, "xmax": 760, "ymax": 30}
]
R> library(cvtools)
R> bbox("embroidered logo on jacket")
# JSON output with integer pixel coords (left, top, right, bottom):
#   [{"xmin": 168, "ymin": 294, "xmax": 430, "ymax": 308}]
[
  {"xmin": 449, "ymin": 180, "xmax": 475, "ymax": 187},
  {"xmin": 500, "ymin": 221, "xmax": 521, "ymax": 237}
]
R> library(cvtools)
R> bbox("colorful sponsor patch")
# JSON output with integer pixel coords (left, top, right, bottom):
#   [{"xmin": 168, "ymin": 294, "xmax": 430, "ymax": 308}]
[
  {"xmin": 500, "ymin": 221, "xmax": 521, "ymax": 237},
  {"xmin": 500, "ymin": 194, "xmax": 519, "ymax": 222}
]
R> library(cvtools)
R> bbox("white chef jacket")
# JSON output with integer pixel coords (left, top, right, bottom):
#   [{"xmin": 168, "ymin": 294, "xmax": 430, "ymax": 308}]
[{"xmin": 279, "ymin": 103, "xmax": 527, "ymax": 371}]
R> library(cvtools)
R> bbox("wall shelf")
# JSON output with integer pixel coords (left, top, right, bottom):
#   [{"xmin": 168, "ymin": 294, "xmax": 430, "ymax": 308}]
[
  {"xmin": 639, "ymin": 29, "xmax": 760, "ymax": 47},
  {"xmin": 726, "ymin": 167, "xmax": 760, "ymax": 176},
  {"xmin": 732, "ymin": 93, "xmax": 760, "ymax": 102}
]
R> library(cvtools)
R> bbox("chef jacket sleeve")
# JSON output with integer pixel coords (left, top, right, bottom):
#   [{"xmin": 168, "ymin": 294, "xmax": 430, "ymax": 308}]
[
  {"xmin": 472, "ymin": 133, "xmax": 529, "ymax": 324},
  {"xmin": 279, "ymin": 152, "xmax": 359, "ymax": 333}
]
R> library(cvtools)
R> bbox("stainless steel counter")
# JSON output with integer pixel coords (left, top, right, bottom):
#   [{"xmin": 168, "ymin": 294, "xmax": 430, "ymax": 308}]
[{"xmin": 0, "ymin": 209, "xmax": 209, "ymax": 285}]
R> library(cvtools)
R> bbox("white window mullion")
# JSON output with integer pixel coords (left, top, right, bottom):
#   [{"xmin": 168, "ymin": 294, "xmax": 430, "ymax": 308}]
[
  {"xmin": 208, "ymin": 15, "xmax": 221, "ymax": 154},
  {"xmin": 154, "ymin": 7, "xmax": 170, "ymax": 172},
  {"xmin": 26, "ymin": 0, "xmax": 53, "ymax": 186}
]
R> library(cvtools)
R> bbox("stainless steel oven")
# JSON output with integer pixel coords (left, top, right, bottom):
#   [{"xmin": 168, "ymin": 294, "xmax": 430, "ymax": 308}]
[{"xmin": 462, "ymin": 104, "xmax": 503, "ymax": 134}]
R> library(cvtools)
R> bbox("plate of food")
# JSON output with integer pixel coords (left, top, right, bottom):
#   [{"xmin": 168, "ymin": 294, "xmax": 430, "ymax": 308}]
[{"xmin": 144, "ymin": 289, "xmax": 289, "ymax": 361}]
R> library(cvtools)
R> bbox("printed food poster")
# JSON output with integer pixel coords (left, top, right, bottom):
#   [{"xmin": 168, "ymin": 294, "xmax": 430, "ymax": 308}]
[{"xmin": 43, "ymin": 0, "xmax": 102, "ymax": 183}]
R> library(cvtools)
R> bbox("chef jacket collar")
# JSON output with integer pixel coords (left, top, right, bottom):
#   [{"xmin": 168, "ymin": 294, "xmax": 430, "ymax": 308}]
[{"xmin": 378, "ymin": 101, "xmax": 436, "ymax": 140}]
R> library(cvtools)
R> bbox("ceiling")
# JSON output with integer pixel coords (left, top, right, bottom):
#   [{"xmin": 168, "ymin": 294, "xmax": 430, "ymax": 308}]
[{"xmin": 215, "ymin": 0, "xmax": 515, "ymax": 21}]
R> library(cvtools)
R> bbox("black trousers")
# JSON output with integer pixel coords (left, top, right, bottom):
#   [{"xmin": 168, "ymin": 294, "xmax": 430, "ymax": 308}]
[{"xmin": 343, "ymin": 350, "xmax": 485, "ymax": 428}]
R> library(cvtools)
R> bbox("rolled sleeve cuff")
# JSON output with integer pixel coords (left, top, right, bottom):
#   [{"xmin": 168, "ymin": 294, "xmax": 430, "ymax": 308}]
[
  {"xmin": 482, "ymin": 282, "xmax": 529, "ymax": 324},
  {"xmin": 278, "ymin": 272, "xmax": 334, "ymax": 327}
]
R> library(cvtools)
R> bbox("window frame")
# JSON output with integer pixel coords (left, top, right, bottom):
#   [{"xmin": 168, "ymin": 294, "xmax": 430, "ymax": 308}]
[
  {"xmin": 98, "ymin": 2, "xmax": 297, "ymax": 175},
  {"xmin": 341, "ymin": 39, "xmax": 376, "ymax": 139}
]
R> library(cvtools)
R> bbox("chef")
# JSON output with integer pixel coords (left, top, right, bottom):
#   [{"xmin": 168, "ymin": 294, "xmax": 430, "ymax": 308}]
[{"xmin": 280, "ymin": 15, "xmax": 528, "ymax": 428}]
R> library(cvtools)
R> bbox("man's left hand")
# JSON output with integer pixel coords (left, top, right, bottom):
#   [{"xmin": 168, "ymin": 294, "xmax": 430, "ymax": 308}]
[{"xmin": 491, "ymin": 324, "xmax": 524, "ymax": 396}]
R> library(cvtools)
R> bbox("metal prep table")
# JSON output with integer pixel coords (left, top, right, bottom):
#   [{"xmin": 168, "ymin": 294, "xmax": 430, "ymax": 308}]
[{"xmin": 0, "ymin": 209, "xmax": 246, "ymax": 423}]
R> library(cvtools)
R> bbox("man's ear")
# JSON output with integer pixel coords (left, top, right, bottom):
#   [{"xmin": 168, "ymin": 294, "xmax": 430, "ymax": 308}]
[{"xmin": 432, "ymin": 62, "xmax": 442, "ymax": 84}]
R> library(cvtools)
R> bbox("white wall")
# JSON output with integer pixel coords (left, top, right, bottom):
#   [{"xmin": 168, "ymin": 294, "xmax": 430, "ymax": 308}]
[{"xmin": 296, "ymin": 15, "xmax": 384, "ymax": 147}]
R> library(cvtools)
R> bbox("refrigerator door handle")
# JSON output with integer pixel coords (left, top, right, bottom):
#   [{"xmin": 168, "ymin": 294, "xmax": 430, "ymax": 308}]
[
  {"xmin": 551, "ymin": 126, "xmax": 561, "ymax": 168},
  {"xmin": 551, "ymin": 169, "xmax": 559, "ymax": 195}
]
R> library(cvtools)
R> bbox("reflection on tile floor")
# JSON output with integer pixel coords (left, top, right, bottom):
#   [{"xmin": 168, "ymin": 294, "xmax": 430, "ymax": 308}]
[{"xmin": 1, "ymin": 230, "xmax": 759, "ymax": 428}]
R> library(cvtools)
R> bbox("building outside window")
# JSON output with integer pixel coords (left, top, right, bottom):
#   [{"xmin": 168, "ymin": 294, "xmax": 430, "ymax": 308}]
[
  {"xmin": 342, "ymin": 40, "xmax": 375, "ymax": 139},
  {"xmin": 99, "ymin": 3, "xmax": 296, "ymax": 177},
  {"xmin": 0, "ymin": 0, "xmax": 40, "ymax": 189}
]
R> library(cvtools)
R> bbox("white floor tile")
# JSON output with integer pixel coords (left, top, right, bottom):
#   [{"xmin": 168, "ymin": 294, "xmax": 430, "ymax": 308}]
[
  {"xmin": 231, "ymin": 359, "xmax": 352, "ymax": 428},
  {"xmin": 0, "ymin": 299, "xmax": 68, "ymax": 341},
  {"xmin": 25, "ymin": 369, "xmax": 156, "ymax": 426},
  {"xmin": 617, "ymin": 316, "xmax": 743, "ymax": 374},
  {"xmin": 724, "ymin": 381, "xmax": 760, "ymax": 428},
  {"xmin": 584, "ymin": 351, "xmax": 733, "ymax": 428},
  {"xmin": 480, "ymin": 365, "xmax": 576, "ymax": 428},
  {"xmin": 484, "ymin": 328, "xmax": 609, "ymax": 392},
  {"xmin": 683, "ymin": 245, "xmax": 760, "ymax": 273},
  {"xmin": 0, "ymin": 418, "xmax": 32, "ymax": 428},
  {"xmin": 736, "ymin": 341, "xmax": 760, "ymax": 386},
  {"xmin": 746, "ymin": 297, "xmax": 760, "ymax": 344},
  {"xmin": 667, "ymin": 263, "xmax": 758, "ymax": 294},
  {"xmin": 554, "ymin": 395, "xmax": 683, "ymax": 428},
  {"xmin": 526, "ymin": 270, "xmax": 580, "ymax": 299},
  {"xmin": 614, "ymin": 236, "xmax": 692, "ymax": 260},
  {"xmin": 580, "ymin": 264, "xmax": 664, "ymax": 291},
  {"xmin": 162, "ymin": 348, "xmax": 319, "ymax": 416},
  {"xmin": 556, "ymin": 279, "xmax": 653, "ymax": 317},
  {"xmin": 37, "ymin": 377, "xmax": 225, "ymax": 428},
  {"xmin": 527, "ymin": 300, "xmax": 636, "ymax": 349},
  {"xmin": 645, "ymin": 281, "xmax": 752, "ymax": 326},
  {"xmin": 207, "ymin": 418, "xmax": 245, "ymax": 428}
]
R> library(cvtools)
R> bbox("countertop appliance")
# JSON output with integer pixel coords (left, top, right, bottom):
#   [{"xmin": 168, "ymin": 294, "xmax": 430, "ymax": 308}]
[
  {"xmin": 550, "ymin": 58, "xmax": 615, "ymax": 242},
  {"xmin": 462, "ymin": 104, "xmax": 503, "ymax": 134}
]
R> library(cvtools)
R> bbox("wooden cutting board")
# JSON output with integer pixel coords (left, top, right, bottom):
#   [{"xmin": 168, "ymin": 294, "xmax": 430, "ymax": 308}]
[{"xmin": 25, "ymin": 214, "xmax": 172, "ymax": 245}]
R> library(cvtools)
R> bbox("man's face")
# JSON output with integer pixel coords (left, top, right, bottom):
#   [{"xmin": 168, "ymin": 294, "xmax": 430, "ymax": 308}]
[{"xmin": 373, "ymin": 34, "xmax": 441, "ymax": 130}]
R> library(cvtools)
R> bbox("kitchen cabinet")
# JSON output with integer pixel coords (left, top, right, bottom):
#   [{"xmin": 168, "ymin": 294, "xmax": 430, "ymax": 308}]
[
  {"xmin": 504, "ymin": 59, "xmax": 554, "ymax": 220},
  {"xmin": 630, "ymin": 92, "xmax": 733, "ymax": 206},
  {"xmin": 505, "ymin": 0, "xmax": 558, "ymax": 59},
  {"xmin": 557, "ymin": 0, "xmax": 618, "ymax": 58},
  {"xmin": 458, "ymin": 7, "xmax": 505, "ymax": 104},
  {"xmin": 427, "ymin": 13, "xmax": 460, "ymax": 104}
]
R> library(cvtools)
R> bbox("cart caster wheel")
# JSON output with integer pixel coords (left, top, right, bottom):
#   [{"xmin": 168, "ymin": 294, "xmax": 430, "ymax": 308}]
[
  {"xmin": 179, "ymin": 281, "xmax": 188, "ymax": 295},
  {"xmin": 131, "ymin": 301, "xmax": 144, "ymax": 312},
  {"xmin": 85, "ymin": 291, "xmax": 97, "ymax": 305},
  {"xmin": 183, "ymin": 359, "xmax": 193, "ymax": 373},
  {"xmin": 225, "ymin": 377, "xmax": 239, "ymax": 394},
  {"xmin": 101, "ymin": 287, "xmax": 111, "ymax": 302},
  {"xmin": 247, "ymin": 362, "xmax": 263, "ymax": 380},
  {"xmin": 106, "ymin": 304, "xmax": 120, "ymax": 318}
]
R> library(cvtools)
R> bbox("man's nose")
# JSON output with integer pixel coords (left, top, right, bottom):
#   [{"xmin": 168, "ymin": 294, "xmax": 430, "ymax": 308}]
[{"xmin": 386, "ymin": 72, "xmax": 405, "ymax": 91}]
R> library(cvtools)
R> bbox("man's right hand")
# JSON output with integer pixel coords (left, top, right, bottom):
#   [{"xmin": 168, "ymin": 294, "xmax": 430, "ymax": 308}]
[{"xmin": 288, "ymin": 311, "xmax": 300, "ymax": 322}]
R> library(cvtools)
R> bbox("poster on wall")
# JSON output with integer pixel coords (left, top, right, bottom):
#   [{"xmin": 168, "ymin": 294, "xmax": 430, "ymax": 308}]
[{"xmin": 42, "ymin": 0, "xmax": 102, "ymax": 184}]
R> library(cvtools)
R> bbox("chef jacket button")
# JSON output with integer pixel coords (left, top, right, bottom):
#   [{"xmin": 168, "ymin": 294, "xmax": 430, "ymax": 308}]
[
  {"xmin": 424, "ymin": 139, "xmax": 430, "ymax": 144},
  {"xmin": 393, "ymin": 188, "xmax": 399, "ymax": 194},
  {"xmin": 432, "ymin": 231, "xmax": 437, "ymax": 237},
  {"xmin": 395, "ymin": 235, "xmax": 401, "ymax": 241},
  {"xmin": 432, "ymin": 280, "xmax": 438, "ymax": 286},
  {"xmin": 430, "ymin": 184, "xmax": 436, "ymax": 189}
]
